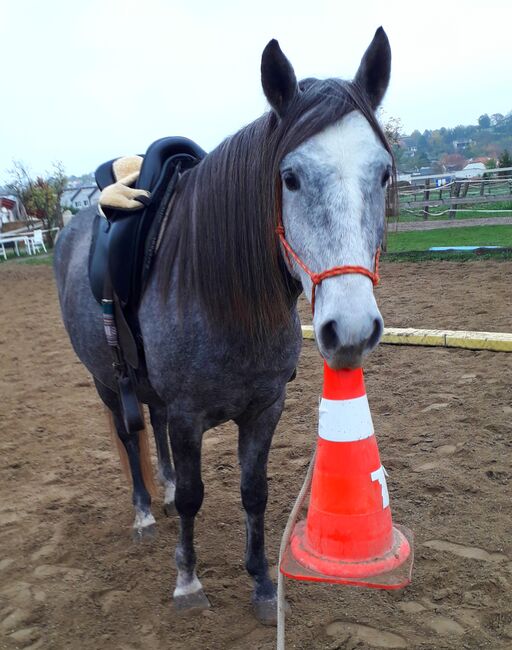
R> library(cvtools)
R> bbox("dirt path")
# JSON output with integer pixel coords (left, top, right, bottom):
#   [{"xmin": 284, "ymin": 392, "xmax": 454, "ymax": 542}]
[
  {"xmin": 391, "ymin": 216, "xmax": 512, "ymax": 232},
  {"xmin": 1, "ymin": 261, "xmax": 511, "ymax": 650}
]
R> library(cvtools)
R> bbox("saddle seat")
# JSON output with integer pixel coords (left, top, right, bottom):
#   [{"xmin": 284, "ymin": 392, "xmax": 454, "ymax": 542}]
[{"xmin": 89, "ymin": 137, "xmax": 206, "ymax": 313}]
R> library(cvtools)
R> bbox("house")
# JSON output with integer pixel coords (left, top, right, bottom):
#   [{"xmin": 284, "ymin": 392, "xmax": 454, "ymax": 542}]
[
  {"xmin": 398, "ymin": 138, "xmax": 417, "ymax": 158},
  {"xmin": 0, "ymin": 196, "xmax": 23, "ymax": 223},
  {"xmin": 61, "ymin": 186, "xmax": 100, "ymax": 211},
  {"xmin": 455, "ymin": 162, "xmax": 486, "ymax": 179},
  {"xmin": 470, "ymin": 156, "xmax": 491, "ymax": 165},
  {"xmin": 452, "ymin": 140, "xmax": 473, "ymax": 152}
]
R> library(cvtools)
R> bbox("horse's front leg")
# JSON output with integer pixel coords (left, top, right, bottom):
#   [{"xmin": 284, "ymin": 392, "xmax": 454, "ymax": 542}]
[
  {"xmin": 237, "ymin": 392, "xmax": 285, "ymax": 625},
  {"xmin": 168, "ymin": 414, "xmax": 209, "ymax": 613}
]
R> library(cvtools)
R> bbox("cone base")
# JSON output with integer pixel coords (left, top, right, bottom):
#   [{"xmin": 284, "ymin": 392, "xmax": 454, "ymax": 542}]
[{"xmin": 280, "ymin": 522, "xmax": 414, "ymax": 590}]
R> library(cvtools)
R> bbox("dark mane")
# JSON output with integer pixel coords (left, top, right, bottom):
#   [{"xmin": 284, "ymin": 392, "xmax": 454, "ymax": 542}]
[{"xmin": 157, "ymin": 78, "xmax": 395, "ymax": 343}]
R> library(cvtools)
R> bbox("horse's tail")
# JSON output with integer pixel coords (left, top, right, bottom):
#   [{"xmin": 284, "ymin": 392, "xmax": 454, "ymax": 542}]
[{"xmin": 106, "ymin": 408, "xmax": 158, "ymax": 498}]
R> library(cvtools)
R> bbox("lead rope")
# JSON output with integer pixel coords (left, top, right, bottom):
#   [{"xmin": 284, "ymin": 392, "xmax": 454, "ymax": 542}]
[
  {"xmin": 277, "ymin": 447, "xmax": 317, "ymax": 650},
  {"xmin": 275, "ymin": 189, "xmax": 380, "ymax": 647}
]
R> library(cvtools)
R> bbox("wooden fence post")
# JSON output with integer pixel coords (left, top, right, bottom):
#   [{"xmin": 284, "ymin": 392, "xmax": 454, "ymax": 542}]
[
  {"xmin": 423, "ymin": 179, "xmax": 430, "ymax": 220},
  {"xmin": 449, "ymin": 180, "xmax": 462, "ymax": 219}
]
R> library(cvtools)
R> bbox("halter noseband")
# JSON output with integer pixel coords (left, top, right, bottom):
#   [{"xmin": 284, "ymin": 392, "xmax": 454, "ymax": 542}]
[{"xmin": 276, "ymin": 205, "xmax": 380, "ymax": 315}]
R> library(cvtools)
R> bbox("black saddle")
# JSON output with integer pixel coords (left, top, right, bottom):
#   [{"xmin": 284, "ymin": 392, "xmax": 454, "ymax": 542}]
[{"xmin": 89, "ymin": 137, "xmax": 206, "ymax": 311}]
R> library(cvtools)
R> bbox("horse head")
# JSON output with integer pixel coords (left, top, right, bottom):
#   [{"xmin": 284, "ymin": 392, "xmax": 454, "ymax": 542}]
[{"xmin": 262, "ymin": 28, "xmax": 392, "ymax": 369}]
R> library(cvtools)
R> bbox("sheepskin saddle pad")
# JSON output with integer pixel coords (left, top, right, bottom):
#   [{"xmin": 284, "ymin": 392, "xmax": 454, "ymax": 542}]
[{"xmin": 88, "ymin": 136, "xmax": 206, "ymax": 310}]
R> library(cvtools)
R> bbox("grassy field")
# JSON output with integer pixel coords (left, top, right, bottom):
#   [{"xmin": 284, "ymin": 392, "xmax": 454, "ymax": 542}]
[
  {"xmin": 2, "ymin": 225, "xmax": 512, "ymax": 268},
  {"xmin": 387, "ymin": 224, "xmax": 512, "ymax": 253},
  {"xmin": 0, "ymin": 252, "xmax": 54, "ymax": 265}
]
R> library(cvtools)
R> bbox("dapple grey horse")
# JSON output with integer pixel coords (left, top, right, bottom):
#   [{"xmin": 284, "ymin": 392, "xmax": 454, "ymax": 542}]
[{"xmin": 54, "ymin": 27, "xmax": 393, "ymax": 623}]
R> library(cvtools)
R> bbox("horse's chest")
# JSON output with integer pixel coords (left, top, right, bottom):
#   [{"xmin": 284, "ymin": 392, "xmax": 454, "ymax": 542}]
[{"xmin": 144, "ymin": 328, "xmax": 299, "ymax": 415}]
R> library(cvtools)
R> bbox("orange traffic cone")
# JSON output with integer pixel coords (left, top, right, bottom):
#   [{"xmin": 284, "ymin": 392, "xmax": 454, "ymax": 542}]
[{"xmin": 280, "ymin": 361, "xmax": 413, "ymax": 589}]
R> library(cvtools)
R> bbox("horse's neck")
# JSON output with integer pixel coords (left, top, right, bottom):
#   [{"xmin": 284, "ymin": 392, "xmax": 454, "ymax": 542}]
[{"xmin": 154, "ymin": 143, "xmax": 302, "ymax": 332}]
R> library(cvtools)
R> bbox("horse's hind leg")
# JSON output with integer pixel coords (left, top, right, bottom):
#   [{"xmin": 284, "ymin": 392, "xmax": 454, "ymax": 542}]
[
  {"xmin": 237, "ymin": 394, "xmax": 285, "ymax": 626},
  {"xmin": 94, "ymin": 378, "xmax": 156, "ymax": 539},
  {"xmin": 168, "ymin": 414, "xmax": 209, "ymax": 613},
  {"xmin": 148, "ymin": 403, "xmax": 176, "ymax": 515}
]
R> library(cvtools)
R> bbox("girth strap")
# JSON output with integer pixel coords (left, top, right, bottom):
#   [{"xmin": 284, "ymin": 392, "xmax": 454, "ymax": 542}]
[{"xmin": 102, "ymin": 276, "xmax": 144, "ymax": 434}]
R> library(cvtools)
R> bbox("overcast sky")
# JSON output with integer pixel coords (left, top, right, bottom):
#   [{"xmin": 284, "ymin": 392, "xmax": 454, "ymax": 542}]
[{"xmin": 1, "ymin": 0, "xmax": 511, "ymax": 182}]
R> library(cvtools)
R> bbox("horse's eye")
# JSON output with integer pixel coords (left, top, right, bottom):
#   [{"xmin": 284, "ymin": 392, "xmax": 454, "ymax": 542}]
[
  {"xmin": 381, "ymin": 168, "xmax": 391, "ymax": 187},
  {"xmin": 283, "ymin": 170, "xmax": 300, "ymax": 192}
]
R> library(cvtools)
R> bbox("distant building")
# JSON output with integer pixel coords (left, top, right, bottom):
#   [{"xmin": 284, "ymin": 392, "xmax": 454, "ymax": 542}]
[
  {"xmin": 61, "ymin": 186, "xmax": 100, "ymax": 211},
  {"xmin": 0, "ymin": 196, "xmax": 23, "ymax": 223},
  {"xmin": 455, "ymin": 162, "xmax": 486, "ymax": 179},
  {"xmin": 452, "ymin": 140, "xmax": 473, "ymax": 152},
  {"xmin": 470, "ymin": 156, "xmax": 491, "ymax": 165}
]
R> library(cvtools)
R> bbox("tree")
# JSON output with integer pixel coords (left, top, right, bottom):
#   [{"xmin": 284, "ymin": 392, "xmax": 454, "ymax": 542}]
[
  {"xmin": 478, "ymin": 114, "xmax": 491, "ymax": 129},
  {"xmin": 490, "ymin": 113, "xmax": 504, "ymax": 126},
  {"xmin": 49, "ymin": 161, "xmax": 67, "ymax": 230},
  {"xmin": 431, "ymin": 160, "xmax": 445, "ymax": 174},
  {"xmin": 409, "ymin": 129, "xmax": 422, "ymax": 146},
  {"xmin": 6, "ymin": 161, "xmax": 67, "ymax": 243},
  {"xmin": 483, "ymin": 158, "xmax": 497, "ymax": 179},
  {"xmin": 417, "ymin": 151, "xmax": 430, "ymax": 167},
  {"xmin": 440, "ymin": 153, "xmax": 466, "ymax": 171},
  {"xmin": 417, "ymin": 134, "xmax": 428, "ymax": 152},
  {"xmin": 380, "ymin": 113, "xmax": 403, "ymax": 148},
  {"xmin": 498, "ymin": 149, "xmax": 512, "ymax": 168}
]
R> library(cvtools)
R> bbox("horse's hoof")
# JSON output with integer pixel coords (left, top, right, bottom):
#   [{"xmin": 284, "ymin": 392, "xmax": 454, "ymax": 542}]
[
  {"xmin": 163, "ymin": 501, "xmax": 177, "ymax": 517},
  {"xmin": 173, "ymin": 589, "xmax": 210, "ymax": 615},
  {"xmin": 251, "ymin": 596, "xmax": 278, "ymax": 626},
  {"xmin": 131, "ymin": 523, "xmax": 156, "ymax": 542}
]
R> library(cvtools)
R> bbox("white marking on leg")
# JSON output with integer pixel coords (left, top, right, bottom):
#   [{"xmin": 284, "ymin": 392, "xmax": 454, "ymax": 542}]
[
  {"xmin": 173, "ymin": 573, "xmax": 203, "ymax": 598},
  {"xmin": 133, "ymin": 510, "xmax": 156, "ymax": 530},
  {"xmin": 164, "ymin": 481, "xmax": 176, "ymax": 505},
  {"xmin": 156, "ymin": 467, "xmax": 166, "ymax": 486}
]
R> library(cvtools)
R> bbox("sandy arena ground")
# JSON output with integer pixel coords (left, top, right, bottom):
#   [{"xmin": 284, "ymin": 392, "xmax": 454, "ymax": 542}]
[{"xmin": 0, "ymin": 260, "xmax": 511, "ymax": 650}]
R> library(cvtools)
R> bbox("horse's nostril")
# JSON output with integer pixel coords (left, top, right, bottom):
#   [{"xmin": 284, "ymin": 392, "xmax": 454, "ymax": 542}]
[
  {"xmin": 320, "ymin": 320, "xmax": 339, "ymax": 351},
  {"xmin": 366, "ymin": 318, "xmax": 383, "ymax": 350}
]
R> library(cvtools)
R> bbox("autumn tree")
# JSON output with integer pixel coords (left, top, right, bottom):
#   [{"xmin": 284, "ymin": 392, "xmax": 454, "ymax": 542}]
[
  {"xmin": 6, "ymin": 161, "xmax": 67, "ymax": 242},
  {"xmin": 440, "ymin": 153, "xmax": 467, "ymax": 171}
]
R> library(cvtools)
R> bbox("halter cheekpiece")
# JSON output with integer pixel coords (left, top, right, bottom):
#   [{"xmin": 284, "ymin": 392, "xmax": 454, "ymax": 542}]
[{"xmin": 276, "ymin": 205, "xmax": 380, "ymax": 315}]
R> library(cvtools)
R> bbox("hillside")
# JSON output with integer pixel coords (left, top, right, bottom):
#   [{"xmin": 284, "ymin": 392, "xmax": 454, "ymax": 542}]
[
  {"xmin": 396, "ymin": 111, "xmax": 512, "ymax": 172},
  {"xmin": 24, "ymin": 111, "xmax": 512, "ymax": 182}
]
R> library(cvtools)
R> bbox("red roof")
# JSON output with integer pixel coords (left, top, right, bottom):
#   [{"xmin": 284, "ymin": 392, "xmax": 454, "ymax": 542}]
[{"xmin": 0, "ymin": 197, "xmax": 15, "ymax": 210}]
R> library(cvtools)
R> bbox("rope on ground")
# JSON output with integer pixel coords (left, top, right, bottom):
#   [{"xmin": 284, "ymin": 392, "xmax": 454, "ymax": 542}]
[{"xmin": 277, "ymin": 447, "xmax": 317, "ymax": 650}]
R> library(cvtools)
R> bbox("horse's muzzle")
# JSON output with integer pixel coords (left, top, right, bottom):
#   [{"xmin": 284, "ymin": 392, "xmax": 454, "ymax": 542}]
[{"xmin": 316, "ymin": 313, "xmax": 384, "ymax": 370}]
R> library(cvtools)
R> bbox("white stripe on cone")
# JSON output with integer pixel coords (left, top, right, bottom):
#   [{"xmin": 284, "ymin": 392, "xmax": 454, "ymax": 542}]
[{"xmin": 318, "ymin": 395, "xmax": 374, "ymax": 442}]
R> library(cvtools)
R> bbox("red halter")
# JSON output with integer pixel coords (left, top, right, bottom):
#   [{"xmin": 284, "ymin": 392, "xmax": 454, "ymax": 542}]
[{"xmin": 276, "ymin": 204, "xmax": 380, "ymax": 315}]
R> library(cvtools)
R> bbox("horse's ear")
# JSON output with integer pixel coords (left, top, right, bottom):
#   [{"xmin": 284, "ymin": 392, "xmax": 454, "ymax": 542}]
[
  {"xmin": 354, "ymin": 27, "xmax": 391, "ymax": 110},
  {"xmin": 261, "ymin": 39, "xmax": 298, "ymax": 118}
]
